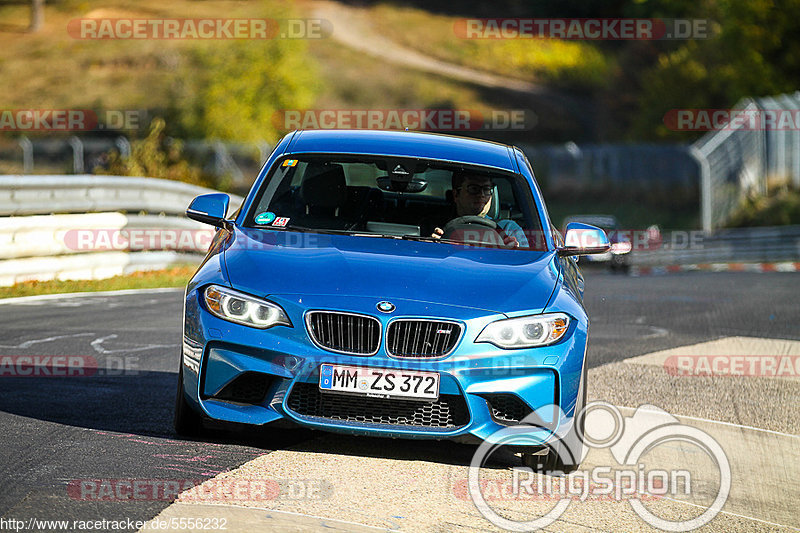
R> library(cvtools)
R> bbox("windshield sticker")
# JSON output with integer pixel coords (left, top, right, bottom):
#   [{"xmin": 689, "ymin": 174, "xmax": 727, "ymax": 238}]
[
  {"xmin": 273, "ymin": 217, "xmax": 290, "ymax": 227},
  {"xmin": 255, "ymin": 211, "xmax": 277, "ymax": 225},
  {"xmin": 282, "ymin": 159, "xmax": 298, "ymax": 167}
]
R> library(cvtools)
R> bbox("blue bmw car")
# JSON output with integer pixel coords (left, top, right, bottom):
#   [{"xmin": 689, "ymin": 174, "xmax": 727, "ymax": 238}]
[{"xmin": 176, "ymin": 129, "xmax": 609, "ymax": 470}]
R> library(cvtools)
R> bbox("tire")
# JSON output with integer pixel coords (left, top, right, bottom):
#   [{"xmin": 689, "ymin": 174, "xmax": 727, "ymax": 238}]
[
  {"xmin": 173, "ymin": 364, "xmax": 205, "ymax": 437},
  {"xmin": 521, "ymin": 369, "xmax": 587, "ymax": 475}
]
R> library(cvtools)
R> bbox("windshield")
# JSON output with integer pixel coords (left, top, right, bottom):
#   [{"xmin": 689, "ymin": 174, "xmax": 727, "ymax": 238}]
[{"xmin": 244, "ymin": 155, "xmax": 546, "ymax": 250}]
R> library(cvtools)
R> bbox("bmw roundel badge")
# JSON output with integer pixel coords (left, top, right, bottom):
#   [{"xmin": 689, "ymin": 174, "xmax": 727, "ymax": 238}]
[{"xmin": 376, "ymin": 301, "xmax": 396, "ymax": 313}]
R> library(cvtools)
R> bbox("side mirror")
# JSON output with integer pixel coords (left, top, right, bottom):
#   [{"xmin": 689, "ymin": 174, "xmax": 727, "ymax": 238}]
[
  {"xmin": 186, "ymin": 193, "xmax": 232, "ymax": 229},
  {"xmin": 558, "ymin": 222, "xmax": 611, "ymax": 256}
]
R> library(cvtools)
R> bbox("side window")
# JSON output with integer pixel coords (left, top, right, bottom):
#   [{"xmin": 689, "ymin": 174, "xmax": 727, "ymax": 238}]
[{"xmin": 290, "ymin": 162, "xmax": 307, "ymax": 186}]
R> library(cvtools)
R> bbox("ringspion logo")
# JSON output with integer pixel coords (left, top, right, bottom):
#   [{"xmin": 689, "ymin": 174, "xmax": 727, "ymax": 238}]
[{"xmin": 469, "ymin": 402, "xmax": 730, "ymax": 531}]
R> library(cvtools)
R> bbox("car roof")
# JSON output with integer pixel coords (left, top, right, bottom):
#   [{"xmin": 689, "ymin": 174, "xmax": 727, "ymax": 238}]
[{"xmin": 287, "ymin": 130, "xmax": 517, "ymax": 172}]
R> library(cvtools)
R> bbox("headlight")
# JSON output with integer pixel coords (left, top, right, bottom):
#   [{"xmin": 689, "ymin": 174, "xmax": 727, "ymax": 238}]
[
  {"xmin": 476, "ymin": 313, "xmax": 570, "ymax": 349},
  {"xmin": 610, "ymin": 241, "xmax": 632, "ymax": 254},
  {"xmin": 204, "ymin": 285, "xmax": 291, "ymax": 329}
]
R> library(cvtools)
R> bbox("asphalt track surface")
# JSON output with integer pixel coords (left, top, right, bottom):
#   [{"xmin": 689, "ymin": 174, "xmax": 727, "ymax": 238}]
[{"xmin": 0, "ymin": 270, "xmax": 797, "ymax": 532}]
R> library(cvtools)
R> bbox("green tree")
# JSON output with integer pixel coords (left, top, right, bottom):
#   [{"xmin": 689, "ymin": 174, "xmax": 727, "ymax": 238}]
[
  {"xmin": 630, "ymin": 0, "xmax": 800, "ymax": 140},
  {"xmin": 174, "ymin": 32, "xmax": 319, "ymax": 143}
]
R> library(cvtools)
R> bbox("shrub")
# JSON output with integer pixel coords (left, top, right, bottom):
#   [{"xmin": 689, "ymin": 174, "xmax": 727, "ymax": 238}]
[
  {"xmin": 727, "ymin": 182, "xmax": 800, "ymax": 226},
  {"xmin": 93, "ymin": 117, "xmax": 213, "ymax": 187}
]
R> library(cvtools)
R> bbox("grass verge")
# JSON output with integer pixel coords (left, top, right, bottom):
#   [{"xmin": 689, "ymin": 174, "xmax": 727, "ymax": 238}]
[
  {"xmin": 0, "ymin": 0, "xmax": 298, "ymax": 111},
  {"xmin": 0, "ymin": 0, "xmax": 524, "ymax": 131},
  {"xmin": 0, "ymin": 265, "xmax": 197, "ymax": 299}
]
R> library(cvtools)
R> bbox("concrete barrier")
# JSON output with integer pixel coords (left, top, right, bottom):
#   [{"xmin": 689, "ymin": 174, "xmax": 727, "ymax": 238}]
[
  {"xmin": 0, "ymin": 175, "xmax": 244, "ymax": 287},
  {"xmin": 0, "ymin": 251, "xmax": 201, "ymax": 287},
  {"xmin": 0, "ymin": 213, "xmax": 214, "ymax": 259}
]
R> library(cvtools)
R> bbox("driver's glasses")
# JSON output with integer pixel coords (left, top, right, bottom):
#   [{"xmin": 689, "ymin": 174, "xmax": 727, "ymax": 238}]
[{"xmin": 461, "ymin": 184, "xmax": 494, "ymax": 196}]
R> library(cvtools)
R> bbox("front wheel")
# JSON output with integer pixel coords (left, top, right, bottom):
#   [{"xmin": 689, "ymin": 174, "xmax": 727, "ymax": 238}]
[{"xmin": 174, "ymin": 364, "xmax": 205, "ymax": 437}]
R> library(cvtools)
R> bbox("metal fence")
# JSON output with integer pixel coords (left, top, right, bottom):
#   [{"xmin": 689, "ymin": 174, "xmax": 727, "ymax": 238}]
[
  {"xmin": 520, "ymin": 142, "xmax": 699, "ymax": 191},
  {"xmin": 693, "ymin": 91, "xmax": 800, "ymax": 231},
  {"xmin": 631, "ymin": 225, "xmax": 800, "ymax": 267},
  {"xmin": 0, "ymin": 136, "xmax": 269, "ymax": 194},
  {"xmin": 3, "ymin": 135, "xmax": 704, "ymax": 197},
  {"xmin": 6, "ymin": 93, "xmax": 800, "ymax": 234}
]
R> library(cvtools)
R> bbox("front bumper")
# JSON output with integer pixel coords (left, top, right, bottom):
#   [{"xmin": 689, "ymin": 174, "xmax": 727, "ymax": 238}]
[{"xmin": 181, "ymin": 289, "xmax": 588, "ymax": 447}]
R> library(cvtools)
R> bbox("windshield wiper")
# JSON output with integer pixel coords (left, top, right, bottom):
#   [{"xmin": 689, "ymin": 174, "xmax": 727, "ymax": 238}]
[
  {"xmin": 350, "ymin": 233, "xmax": 400, "ymax": 239},
  {"xmin": 345, "ymin": 232, "xmax": 445, "ymax": 242},
  {"xmin": 401, "ymin": 235, "xmax": 451, "ymax": 243},
  {"xmin": 262, "ymin": 225, "xmax": 353, "ymax": 235},
  {"xmin": 258, "ymin": 226, "xmax": 454, "ymax": 243}
]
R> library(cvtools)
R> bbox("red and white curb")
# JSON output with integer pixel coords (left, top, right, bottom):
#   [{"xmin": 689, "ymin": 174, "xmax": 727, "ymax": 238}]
[{"xmin": 631, "ymin": 262, "xmax": 800, "ymax": 276}]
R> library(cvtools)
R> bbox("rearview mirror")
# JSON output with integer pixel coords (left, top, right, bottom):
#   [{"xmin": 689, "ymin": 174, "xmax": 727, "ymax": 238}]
[
  {"xmin": 558, "ymin": 222, "xmax": 611, "ymax": 256},
  {"xmin": 376, "ymin": 175, "xmax": 428, "ymax": 193},
  {"xmin": 186, "ymin": 193, "xmax": 232, "ymax": 229}
]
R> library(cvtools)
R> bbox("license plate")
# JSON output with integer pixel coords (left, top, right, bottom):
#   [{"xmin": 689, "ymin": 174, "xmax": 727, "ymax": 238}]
[{"xmin": 319, "ymin": 364, "xmax": 440, "ymax": 400}]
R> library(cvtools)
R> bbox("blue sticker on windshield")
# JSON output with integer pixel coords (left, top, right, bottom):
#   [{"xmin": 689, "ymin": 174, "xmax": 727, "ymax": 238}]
[{"xmin": 255, "ymin": 211, "xmax": 276, "ymax": 225}]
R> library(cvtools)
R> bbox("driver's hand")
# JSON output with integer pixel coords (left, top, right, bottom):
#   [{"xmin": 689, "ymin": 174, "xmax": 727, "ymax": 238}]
[
  {"xmin": 501, "ymin": 232, "xmax": 519, "ymax": 248},
  {"xmin": 431, "ymin": 227, "xmax": 444, "ymax": 239}
]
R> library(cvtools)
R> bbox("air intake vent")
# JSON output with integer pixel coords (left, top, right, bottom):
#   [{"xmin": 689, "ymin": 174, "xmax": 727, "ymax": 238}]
[
  {"xmin": 287, "ymin": 382, "xmax": 469, "ymax": 429},
  {"xmin": 485, "ymin": 394, "xmax": 533, "ymax": 424},
  {"xmin": 306, "ymin": 311, "xmax": 381, "ymax": 355},
  {"xmin": 387, "ymin": 320, "xmax": 462, "ymax": 358},
  {"xmin": 212, "ymin": 372, "xmax": 272, "ymax": 404}
]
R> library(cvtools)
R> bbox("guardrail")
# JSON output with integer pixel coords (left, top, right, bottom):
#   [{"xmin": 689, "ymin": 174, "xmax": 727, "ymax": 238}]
[
  {"xmin": 694, "ymin": 91, "xmax": 800, "ymax": 231},
  {"xmin": 0, "ymin": 175, "xmax": 239, "ymax": 216},
  {"xmin": 0, "ymin": 175, "xmax": 243, "ymax": 287},
  {"xmin": 631, "ymin": 225, "xmax": 800, "ymax": 266}
]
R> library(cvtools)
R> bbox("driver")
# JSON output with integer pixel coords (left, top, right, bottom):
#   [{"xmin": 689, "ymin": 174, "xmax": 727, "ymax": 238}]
[{"xmin": 431, "ymin": 171, "xmax": 528, "ymax": 248}]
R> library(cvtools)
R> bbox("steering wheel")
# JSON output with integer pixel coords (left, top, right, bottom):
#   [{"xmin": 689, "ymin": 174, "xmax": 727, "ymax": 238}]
[{"xmin": 441, "ymin": 216, "xmax": 504, "ymax": 244}]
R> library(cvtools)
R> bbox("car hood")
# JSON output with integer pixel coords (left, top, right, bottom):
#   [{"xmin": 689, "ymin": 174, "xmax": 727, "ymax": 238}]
[{"xmin": 223, "ymin": 228, "xmax": 560, "ymax": 316}]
